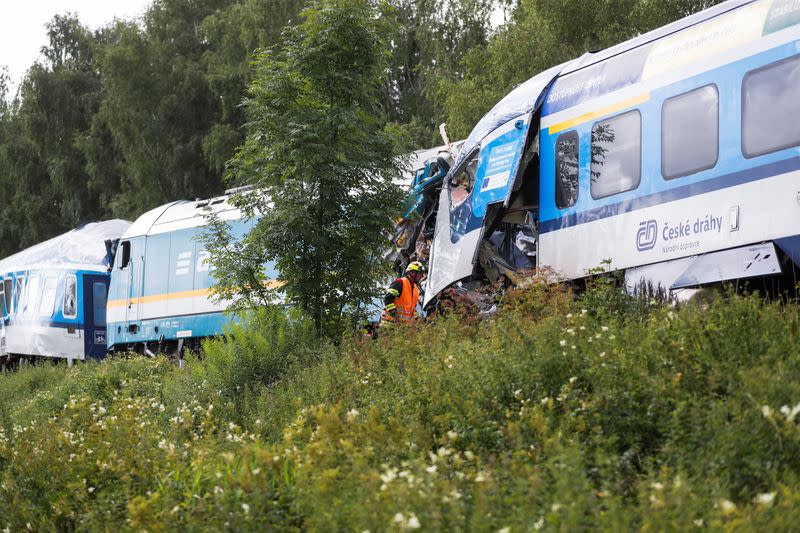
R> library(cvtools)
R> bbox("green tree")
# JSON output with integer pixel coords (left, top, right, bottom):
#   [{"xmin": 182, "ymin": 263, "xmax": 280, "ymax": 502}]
[
  {"xmin": 442, "ymin": 0, "xmax": 724, "ymax": 139},
  {"xmin": 215, "ymin": 0, "xmax": 405, "ymax": 336}
]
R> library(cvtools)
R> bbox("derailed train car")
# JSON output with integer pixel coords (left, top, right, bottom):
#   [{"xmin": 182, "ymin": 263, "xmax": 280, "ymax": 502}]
[
  {"xmin": 0, "ymin": 220, "xmax": 130, "ymax": 364},
  {"xmin": 106, "ymin": 190, "xmax": 278, "ymax": 355},
  {"xmin": 422, "ymin": 0, "xmax": 800, "ymax": 307}
]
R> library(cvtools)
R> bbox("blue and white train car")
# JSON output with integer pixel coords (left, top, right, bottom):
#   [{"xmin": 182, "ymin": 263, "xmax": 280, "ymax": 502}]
[
  {"xmin": 106, "ymin": 191, "xmax": 278, "ymax": 354},
  {"xmin": 425, "ymin": 0, "xmax": 800, "ymax": 305},
  {"xmin": 0, "ymin": 220, "xmax": 130, "ymax": 363}
]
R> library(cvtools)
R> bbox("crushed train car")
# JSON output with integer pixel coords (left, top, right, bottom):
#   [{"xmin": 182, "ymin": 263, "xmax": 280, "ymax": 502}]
[{"xmin": 420, "ymin": 0, "xmax": 800, "ymax": 309}]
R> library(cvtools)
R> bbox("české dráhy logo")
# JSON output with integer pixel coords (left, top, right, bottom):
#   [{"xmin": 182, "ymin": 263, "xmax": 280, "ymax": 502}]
[{"xmin": 636, "ymin": 220, "xmax": 658, "ymax": 251}]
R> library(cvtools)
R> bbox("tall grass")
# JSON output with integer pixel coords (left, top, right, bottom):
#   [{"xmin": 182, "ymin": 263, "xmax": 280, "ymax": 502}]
[{"xmin": 0, "ymin": 282, "xmax": 799, "ymax": 530}]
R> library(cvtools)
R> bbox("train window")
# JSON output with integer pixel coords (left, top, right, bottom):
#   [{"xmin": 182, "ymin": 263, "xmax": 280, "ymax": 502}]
[
  {"xmin": 63, "ymin": 275, "xmax": 77, "ymax": 318},
  {"xmin": 662, "ymin": 85, "xmax": 718, "ymax": 179},
  {"xmin": 39, "ymin": 276, "xmax": 58, "ymax": 318},
  {"xmin": 590, "ymin": 110, "xmax": 641, "ymax": 199},
  {"xmin": 555, "ymin": 131, "xmax": 579, "ymax": 208},
  {"xmin": 742, "ymin": 55, "xmax": 800, "ymax": 158},
  {"xmin": 118, "ymin": 241, "xmax": 131, "ymax": 269},
  {"xmin": 0, "ymin": 283, "xmax": 5, "ymax": 317},
  {"xmin": 23, "ymin": 275, "xmax": 40, "ymax": 317},
  {"xmin": 449, "ymin": 152, "xmax": 478, "ymax": 210},
  {"xmin": 93, "ymin": 283, "xmax": 107, "ymax": 327},
  {"xmin": 14, "ymin": 277, "xmax": 23, "ymax": 313},
  {"xmin": 4, "ymin": 279, "xmax": 11, "ymax": 314}
]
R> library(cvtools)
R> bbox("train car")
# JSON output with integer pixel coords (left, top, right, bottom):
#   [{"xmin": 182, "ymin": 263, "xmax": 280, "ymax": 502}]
[
  {"xmin": 106, "ymin": 190, "xmax": 278, "ymax": 355},
  {"xmin": 425, "ymin": 0, "xmax": 800, "ymax": 306},
  {"xmin": 0, "ymin": 220, "xmax": 130, "ymax": 364}
]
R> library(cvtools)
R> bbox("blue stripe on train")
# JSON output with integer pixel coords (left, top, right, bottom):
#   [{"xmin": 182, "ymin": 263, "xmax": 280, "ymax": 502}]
[{"xmin": 539, "ymin": 156, "xmax": 800, "ymax": 234}]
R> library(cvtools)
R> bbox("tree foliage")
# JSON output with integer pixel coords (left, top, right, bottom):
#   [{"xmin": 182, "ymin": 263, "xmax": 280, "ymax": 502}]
[{"xmin": 214, "ymin": 0, "xmax": 405, "ymax": 336}]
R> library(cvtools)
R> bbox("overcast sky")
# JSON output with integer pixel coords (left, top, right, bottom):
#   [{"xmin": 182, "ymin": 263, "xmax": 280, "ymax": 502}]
[{"xmin": 1, "ymin": 1, "xmax": 153, "ymax": 94}]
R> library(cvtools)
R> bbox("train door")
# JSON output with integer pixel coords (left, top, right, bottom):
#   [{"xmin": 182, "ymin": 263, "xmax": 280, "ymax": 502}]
[
  {"xmin": 117, "ymin": 239, "xmax": 143, "ymax": 333},
  {"xmin": 83, "ymin": 274, "xmax": 109, "ymax": 359}
]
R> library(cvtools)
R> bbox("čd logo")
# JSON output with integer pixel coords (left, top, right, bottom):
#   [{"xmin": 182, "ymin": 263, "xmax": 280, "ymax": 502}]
[{"xmin": 636, "ymin": 220, "xmax": 658, "ymax": 251}]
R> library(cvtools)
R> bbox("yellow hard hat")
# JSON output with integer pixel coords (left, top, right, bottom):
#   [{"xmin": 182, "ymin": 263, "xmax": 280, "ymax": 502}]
[{"xmin": 405, "ymin": 261, "xmax": 425, "ymax": 273}]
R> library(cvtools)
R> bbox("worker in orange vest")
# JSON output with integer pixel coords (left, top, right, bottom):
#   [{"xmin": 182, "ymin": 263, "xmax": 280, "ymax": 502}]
[{"xmin": 381, "ymin": 261, "xmax": 424, "ymax": 324}]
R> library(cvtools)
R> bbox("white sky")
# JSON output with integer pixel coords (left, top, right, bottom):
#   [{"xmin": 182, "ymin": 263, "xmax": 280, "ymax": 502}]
[{"xmin": 0, "ymin": 1, "xmax": 153, "ymax": 94}]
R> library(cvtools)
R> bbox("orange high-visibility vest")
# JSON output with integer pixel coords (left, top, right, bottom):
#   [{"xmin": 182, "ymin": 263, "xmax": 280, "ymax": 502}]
[{"xmin": 381, "ymin": 277, "xmax": 419, "ymax": 322}]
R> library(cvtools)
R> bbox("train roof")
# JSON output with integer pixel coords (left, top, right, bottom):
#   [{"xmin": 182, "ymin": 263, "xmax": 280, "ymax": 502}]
[
  {"xmin": 123, "ymin": 191, "xmax": 245, "ymax": 239},
  {"xmin": 456, "ymin": 0, "xmax": 758, "ymax": 166},
  {"xmin": 0, "ymin": 219, "xmax": 131, "ymax": 274}
]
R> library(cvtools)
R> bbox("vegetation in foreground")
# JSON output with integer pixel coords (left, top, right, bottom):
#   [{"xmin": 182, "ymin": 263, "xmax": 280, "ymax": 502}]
[{"xmin": 1, "ymin": 282, "xmax": 799, "ymax": 530}]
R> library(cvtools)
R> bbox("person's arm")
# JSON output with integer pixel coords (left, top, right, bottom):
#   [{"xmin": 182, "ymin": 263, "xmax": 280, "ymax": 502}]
[{"xmin": 383, "ymin": 278, "xmax": 404, "ymax": 316}]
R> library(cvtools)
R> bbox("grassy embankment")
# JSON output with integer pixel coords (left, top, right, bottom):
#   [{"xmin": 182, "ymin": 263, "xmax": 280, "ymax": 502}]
[{"xmin": 0, "ymin": 280, "xmax": 799, "ymax": 531}]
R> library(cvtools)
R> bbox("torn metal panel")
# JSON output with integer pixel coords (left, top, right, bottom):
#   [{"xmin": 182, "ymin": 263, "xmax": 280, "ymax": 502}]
[
  {"xmin": 671, "ymin": 242, "xmax": 781, "ymax": 289},
  {"xmin": 425, "ymin": 63, "xmax": 569, "ymax": 306},
  {"xmin": 424, "ymin": 185, "xmax": 483, "ymax": 307},
  {"xmin": 624, "ymin": 256, "xmax": 698, "ymax": 301}
]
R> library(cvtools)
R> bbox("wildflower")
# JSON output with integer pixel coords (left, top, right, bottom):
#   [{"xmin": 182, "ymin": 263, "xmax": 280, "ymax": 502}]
[
  {"xmin": 498, "ymin": 528, "xmax": 511, "ymax": 533},
  {"xmin": 533, "ymin": 518, "xmax": 544, "ymax": 530},
  {"xmin": 346, "ymin": 409, "xmax": 360, "ymax": 422},
  {"xmin": 761, "ymin": 405, "xmax": 773, "ymax": 418},
  {"xmin": 599, "ymin": 352, "xmax": 606, "ymax": 358},
  {"xmin": 273, "ymin": 456, "xmax": 280, "ymax": 463},
  {"xmin": 601, "ymin": 326, "xmax": 609, "ymax": 332},
  {"xmin": 252, "ymin": 468, "xmax": 261, "ymax": 475},
  {"xmin": 242, "ymin": 503, "xmax": 250, "ymax": 514},
  {"xmin": 559, "ymin": 339, "xmax": 567, "ymax": 347},
  {"xmin": 406, "ymin": 514, "xmax": 421, "ymax": 529},
  {"xmin": 381, "ymin": 468, "xmax": 398, "ymax": 483},
  {"xmin": 426, "ymin": 465, "xmax": 437, "ymax": 474},
  {"xmin": 719, "ymin": 499, "xmax": 736, "ymax": 514},
  {"xmin": 447, "ymin": 430, "xmax": 459, "ymax": 440},
  {"xmin": 754, "ymin": 492, "xmax": 776, "ymax": 505},
  {"xmin": 88, "ymin": 487, "xmax": 95, "ymax": 493},
  {"xmin": 566, "ymin": 313, "xmax": 573, "ymax": 319},
  {"xmin": 464, "ymin": 450, "xmax": 475, "ymax": 461},
  {"xmin": 693, "ymin": 518, "xmax": 703, "ymax": 527},
  {"xmin": 650, "ymin": 482, "xmax": 664, "ymax": 490},
  {"xmin": 569, "ymin": 376, "xmax": 577, "ymax": 384},
  {"xmin": 551, "ymin": 503, "xmax": 562, "ymax": 512},
  {"xmin": 171, "ymin": 505, "xmax": 180, "ymax": 514},
  {"xmin": 393, "ymin": 513, "xmax": 405, "ymax": 524},
  {"xmin": 566, "ymin": 328, "xmax": 575, "ymax": 336}
]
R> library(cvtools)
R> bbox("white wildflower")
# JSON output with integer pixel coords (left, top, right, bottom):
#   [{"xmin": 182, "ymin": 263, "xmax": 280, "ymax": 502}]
[
  {"xmin": 426, "ymin": 465, "xmax": 437, "ymax": 474},
  {"xmin": 533, "ymin": 517, "xmax": 544, "ymax": 530},
  {"xmin": 601, "ymin": 326, "xmax": 609, "ymax": 332},
  {"xmin": 241, "ymin": 503, "xmax": 250, "ymax": 514},
  {"xmin": 498, "ymin": 528, "xmax": 511, "ymax": 533},
  {"xmin": 447, "ymin": 430, "xmax": 459, "ymax": 440},
  {"xmin": 406, "ymin": 514, "xmax": 421, "ymax": 529},
  {"xmin": 754, "ymin": 492, "xmax": 776, "ymax": 505},
  {"xmin": 719, "ymin": 499, "xmax": 736, "ymax": 514},
  {"xmin": 381, "ymin": 468, "xmax": 398, "ymax": 483},
  {"xmin": 693, "ymin": 518, "xmax": 703, "ymax": 527},
  {"xmin": 393, "ymin": 513, "xmax": 405, "ymax": 524},
  {"xmin": 650, "ymin": 482, "xmax": 664, "ymax": 491},
  {"xmin": 569, "ymin": 376, "xmax": 578, "ymax": 384},
  {"xmin": 346, "ymin": 409, "xmax": 360, "ymax": 422},
  {"xmin": 762, "ymin": 405, "xmax": 773, "ymax": 418},
  {"xmin": 559, "ymin": 339, "xmax": 567, "ymax": 347}
]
